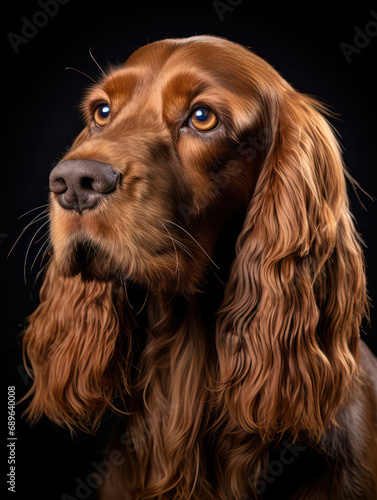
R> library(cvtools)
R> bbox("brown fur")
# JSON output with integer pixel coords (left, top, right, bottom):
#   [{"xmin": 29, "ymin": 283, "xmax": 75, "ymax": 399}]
[{"xmin": 23, "ymin": 36, "xmax": 377, "ymax": 499}]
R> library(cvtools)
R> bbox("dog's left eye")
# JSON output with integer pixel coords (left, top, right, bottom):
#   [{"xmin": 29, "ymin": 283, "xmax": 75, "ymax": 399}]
[
  {"xmin": 189, "ymin": 108, "xmax": 218, "ymax": 131},
  {"xmin": 94, "ymin": 104, "xmax": 111, "ymax": 127}
]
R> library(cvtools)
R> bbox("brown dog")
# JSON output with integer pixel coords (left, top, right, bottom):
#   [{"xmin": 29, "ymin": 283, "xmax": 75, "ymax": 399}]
[{"xmin": 23, "ymin": 36, "xmax": 377, "ymax": 499}]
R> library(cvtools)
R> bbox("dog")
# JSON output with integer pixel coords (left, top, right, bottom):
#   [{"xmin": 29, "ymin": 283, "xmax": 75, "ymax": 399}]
[{"xmin": 23, "ymin": 35, "xmax": 377, "ymax": 499}]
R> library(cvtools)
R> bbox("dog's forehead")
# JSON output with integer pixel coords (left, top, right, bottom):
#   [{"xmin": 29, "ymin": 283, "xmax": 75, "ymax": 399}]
[
  {"xmin": 124, "ymin": 36, "xmax": 237, "ymax": 69},
  {"xmin": 98, "ymin": 36, "xmax": 259, "ymax": 102}
]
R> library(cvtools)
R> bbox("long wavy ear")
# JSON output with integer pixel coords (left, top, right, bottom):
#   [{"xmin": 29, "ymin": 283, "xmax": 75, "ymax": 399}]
[
  {"xmin": 216, "ymin": 89, "xmax": 368, "ymax": 443},
  {"xmin": 22, "ymin": 259, "xmax": 132, "ymax": 432}
]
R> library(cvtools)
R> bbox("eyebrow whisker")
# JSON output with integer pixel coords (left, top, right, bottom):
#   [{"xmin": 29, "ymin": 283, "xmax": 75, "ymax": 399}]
[
  {"xmin": 89, "ymin": 47, "xmax": 106, "ymax": 76},
  {"xmin": 65, "ymin": 67, "xmax": 97, "ymax": 84}
]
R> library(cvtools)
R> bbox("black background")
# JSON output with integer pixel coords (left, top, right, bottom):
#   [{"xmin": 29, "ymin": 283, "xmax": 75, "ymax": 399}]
[{"xmin": 2, "ymin": 2, "xmax": 377, "ymax": 499}]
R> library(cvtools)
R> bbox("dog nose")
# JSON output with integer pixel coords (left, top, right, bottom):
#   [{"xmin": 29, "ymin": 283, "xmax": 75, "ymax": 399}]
[{"xmin": 49, "ymin": 159, "xmax": 118, "ymax": 213}]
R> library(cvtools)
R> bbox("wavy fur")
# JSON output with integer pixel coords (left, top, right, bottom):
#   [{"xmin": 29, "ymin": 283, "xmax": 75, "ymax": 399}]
[{"xmin": 22, "ymin": 35, "xmax": 376, "ymax": 499}]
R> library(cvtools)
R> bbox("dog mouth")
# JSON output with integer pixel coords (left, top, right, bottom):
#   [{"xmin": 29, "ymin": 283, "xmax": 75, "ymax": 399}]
[
  {"xmin": 57, "ymin": 233, "xmax": 198, "ymax": 296},
  {"xmin": 56, "ymin": 239, "xmax": 150, "ymax": 314},
  {"xmin": 71, "ymin": 241, "xmax": 95, "ymax": 276},
  {"xmin": 63, "ymin": 240, "xmax": 115, "ymax": 281}
]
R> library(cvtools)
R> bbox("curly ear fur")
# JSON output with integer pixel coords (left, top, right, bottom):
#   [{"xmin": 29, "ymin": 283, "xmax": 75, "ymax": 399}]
[
  {"xmin": 22, "ymin": 259, "xmax": 132, "ymax": 431},
  {"xmin": 216, "ymin": 89, "xmax": 368, "ymax": 443},
  {"xmin": 20, "ymin": 36, "xmax": 373, "ymax": 500}
]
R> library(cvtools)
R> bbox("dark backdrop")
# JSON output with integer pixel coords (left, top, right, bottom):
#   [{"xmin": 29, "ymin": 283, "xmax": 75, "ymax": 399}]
[{"xmin": 2, "ymin": 2, "xmax": 377, "ymax": 499}]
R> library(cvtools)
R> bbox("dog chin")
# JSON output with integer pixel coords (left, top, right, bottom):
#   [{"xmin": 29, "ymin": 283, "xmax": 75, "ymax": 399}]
[
  {"xmin": 57, "ymin": 241, "xmax": 118, "ymax": 282},
  {"xmin": 56, "ymin": 240, "xmax": 195, "ymax": 296}
]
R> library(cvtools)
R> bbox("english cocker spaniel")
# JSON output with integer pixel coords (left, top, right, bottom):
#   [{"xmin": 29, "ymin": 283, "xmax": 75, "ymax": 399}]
[{"xmin": 23, "ymin": 35, "xmax": 377, "ymax": 499}]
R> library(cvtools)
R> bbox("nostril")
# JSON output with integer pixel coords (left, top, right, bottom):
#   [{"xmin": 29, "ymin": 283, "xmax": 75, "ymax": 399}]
[
  {"xmin": 78, "ymin": 173, "xmax": 117, "ymax": 194},
  {"xmin": 49, "ymin": 175, "xmax": 67, "ymax": 194},
  {"xmin": 80, "ymin": 177, "xmax": 94, "ymax": 190},
  {"xmin": 90, "ymin": 172, "xmax": 118, "ymax": 194}
]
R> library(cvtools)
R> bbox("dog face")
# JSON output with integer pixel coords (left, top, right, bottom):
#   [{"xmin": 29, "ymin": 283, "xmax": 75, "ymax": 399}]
[{"xmin": 49, "ymin": 36, "xmax": 269, "ymax": 293}]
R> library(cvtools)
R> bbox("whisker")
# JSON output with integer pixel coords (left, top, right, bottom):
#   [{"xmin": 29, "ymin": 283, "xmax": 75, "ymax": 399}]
[
  {"xmin": 7, "ymin": 210, "xmax": 49, "ymax": 258},
  {"xmin": 163, "ymin": 220, "xmax": 220, "ymax": 270},
  {"xmin": 206, "ymin": 264, "xmax": 226, "ymax": 287},
  {"xmin": 160, "ymin": 221, "xmax": 180, "ymax": 276},
  {"xmin": 121, "ymin": 275, "xmax": 134, "ymax": 310},
  {"xmin": 89, "ymin": 47, "xmax": 106, "ymax": 76},
  {"xmin": 34, "ymin": 228, "xmax": 50, "ymax": 246},
  {"xmin": 18, "ymin": 203, "xmax": 49, "ymax": 219},
  {"xmin": 163, "ymin": 220, "xmax": 225, "ymax": 287},
  {"xmin": 65, "ymin": 67, "xmax": 97, "ymax": 83},
  {"xmin": 24, "ymin": 219, "xmax": 50, "ymax": 284},
  {"xmin": 171, "ymin": 239, "xmax": 195, "ymax": 260},
  {"xmin": 30, "ymin": 231, "xmax": 50, "ymax": 271},
  {"xmin": 136, "ymin": 289, "xmax": 149, "ymax": 316},
  {"xmin": 160, "ymin": 221, "xmax": 181, "ymax": 303},
  {"xmin": 33, "ymin": 260, "xmax": 50, "ymax": 289},
  {"xmin": 32, "ymin": 258, "xmax": 52, "ymax": 291},
  {"xmin": 40, "ymin": 241, "xmax": 52, "ymax": 266}
]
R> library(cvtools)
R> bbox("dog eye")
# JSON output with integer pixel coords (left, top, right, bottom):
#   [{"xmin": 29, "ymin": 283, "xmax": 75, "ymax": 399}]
[
  {"xmin": 94, "ymin": 104, "xmax": 111, "ymax": 127},
  {"xmin": 189, "ymin": 108, "xmax": 218, "ymax": 131}
]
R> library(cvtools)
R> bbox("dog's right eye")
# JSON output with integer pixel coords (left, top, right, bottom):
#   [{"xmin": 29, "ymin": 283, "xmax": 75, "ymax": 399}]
[
  {"xmin": 94, "ymin": 104, "xmax": 111, "ymax": 127},
  {"xmin": 189, "ymin": 107, "xmax": 218, "ymax": 131}
]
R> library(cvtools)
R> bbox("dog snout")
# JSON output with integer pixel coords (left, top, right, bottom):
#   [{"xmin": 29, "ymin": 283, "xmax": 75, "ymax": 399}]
[{"xmin": 49, "ymin": 159, "xmax": 118, "ymax": 213}]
